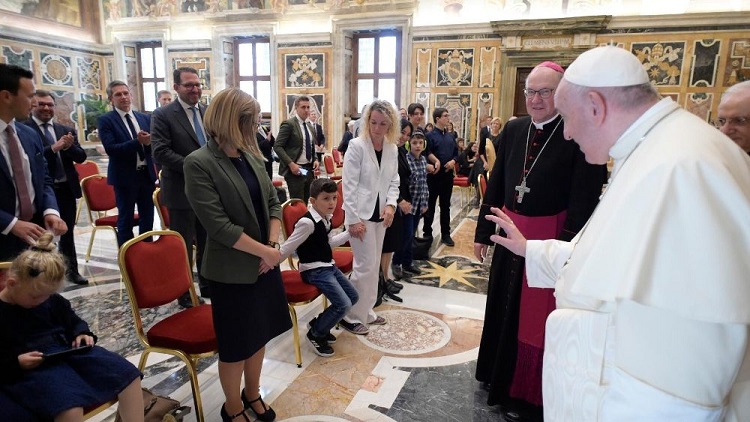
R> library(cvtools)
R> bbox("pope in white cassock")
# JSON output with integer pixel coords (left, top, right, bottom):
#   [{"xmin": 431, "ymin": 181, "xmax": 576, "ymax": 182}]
[{"xmin": 487, "ymin": 45, "xmax": 750, "ymax": 421}]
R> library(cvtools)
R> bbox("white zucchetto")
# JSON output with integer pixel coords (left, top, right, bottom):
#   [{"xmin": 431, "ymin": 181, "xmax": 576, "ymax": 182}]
[{"xmin": 564, "ymin": 46, "xmax": 650, "ymax": 88}]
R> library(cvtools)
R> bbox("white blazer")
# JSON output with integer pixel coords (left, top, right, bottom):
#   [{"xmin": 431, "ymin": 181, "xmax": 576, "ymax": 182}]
[{"xmin": 342, "ymin": 136, "xmax": 400, "ymax": 227}]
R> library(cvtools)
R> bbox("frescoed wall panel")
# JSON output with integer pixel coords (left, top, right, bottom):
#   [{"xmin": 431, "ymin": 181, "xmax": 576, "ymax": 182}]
[
  {"xmin": 284, "ymin": 53, "xmax": 325, "ymax": 88},
  {"xmin": 1, "ymin": 46, "xmax": 34, "ymax": 70},
  {"xmin": 436, "ymin": 48, "xmax": 474, "ymax": 87},
  {"xmin": 632, "ymin": 41, "xmax": 685, "ymax": 86},
  {"xmin": 724, "ymin": 39, "xmax": 750, "ymax": 85},
  {"xmin": 690, "ymin": 39, "xmax": 720, "ymax": 87}
]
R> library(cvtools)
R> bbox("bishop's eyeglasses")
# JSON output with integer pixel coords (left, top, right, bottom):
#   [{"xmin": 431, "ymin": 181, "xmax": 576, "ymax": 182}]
[
  {"xmin": 713, "ymin": 116, "xmax": 749, "ymax": 129},
  {"xmin": 523, "ymin": 88, "xmax": 555, "ymax": 99}
]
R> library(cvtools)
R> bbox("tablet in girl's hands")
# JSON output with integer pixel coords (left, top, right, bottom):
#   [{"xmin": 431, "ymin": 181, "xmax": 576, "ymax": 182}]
[{"xmin": 43, "ymin": 345, "xmax": 93, "ymax": 362}]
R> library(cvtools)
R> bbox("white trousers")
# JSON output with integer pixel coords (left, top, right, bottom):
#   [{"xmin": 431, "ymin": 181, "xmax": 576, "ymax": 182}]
[{"xmin": 344, "ymin": 220, "xmax": 386, "ymax": 325}]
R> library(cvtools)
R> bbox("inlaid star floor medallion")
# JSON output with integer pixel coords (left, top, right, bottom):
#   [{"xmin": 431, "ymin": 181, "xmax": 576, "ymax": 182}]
[{"xmin": 412, "ymin": 260, "xmax": 485, "ymax": 288}]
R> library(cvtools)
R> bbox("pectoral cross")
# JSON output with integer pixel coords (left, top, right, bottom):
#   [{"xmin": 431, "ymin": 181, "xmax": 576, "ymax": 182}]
[{"xmin": 515, "ymin": 178, "xmax": 530, "ymax": 203}]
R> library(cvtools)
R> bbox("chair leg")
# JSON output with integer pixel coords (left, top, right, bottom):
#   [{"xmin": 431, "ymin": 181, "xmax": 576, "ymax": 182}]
[
  {"xmin": 137, "ymin": 350, "xmax": 150, "ymax": 372},
  {"xmin": 187, "ymin": 357, "xmax": 206, "ymax": 422},
  {"xmin": 288, "ymin": 304, "xmax": 302, "ymax": 368},
  {"xmin": 75, "ymin": 199, "xmax": 83, "ymax": 224},
  {"xmin": 85, "ymin": 227, "xmax": 97, "ymax": 262}
]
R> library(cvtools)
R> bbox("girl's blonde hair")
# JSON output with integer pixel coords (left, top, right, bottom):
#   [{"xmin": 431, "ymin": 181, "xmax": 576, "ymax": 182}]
[
  {"xmin": 360, "ymin": 100, "xmax": 400, "ymax": 145},
  {"xmin": 10, "ymin": 232, "xmax": 66, "ymax": 294},
  {"xmin": 203, "ymin": 88, "xmax": 264, "ymax": 160}
]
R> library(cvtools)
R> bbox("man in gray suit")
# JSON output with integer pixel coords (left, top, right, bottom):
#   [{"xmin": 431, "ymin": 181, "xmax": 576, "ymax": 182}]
[
  {"xmin": 274, "ymin": 95, "xmax": 319, "ymax": 203},
  {"xmin": 152, "ymin": 67, "xmax": 208, "ymax": 307}
]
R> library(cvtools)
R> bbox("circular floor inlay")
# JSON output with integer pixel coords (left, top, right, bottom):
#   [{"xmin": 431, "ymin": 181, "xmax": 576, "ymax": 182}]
[
  {"xmin": 280, "ymin": 417, "xmax": 350, "ymax": 422},
  {"xmin": 358, "ymin": 310, "xmax": 451, "ymax": 355}
]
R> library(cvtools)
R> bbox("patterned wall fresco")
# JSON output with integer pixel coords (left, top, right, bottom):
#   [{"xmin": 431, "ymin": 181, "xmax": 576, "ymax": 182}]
[
  {"xmin": 285, "ymin": 53, "xmax": 325, "ymax": 88},
  {"xmin": 0, "ymin": 38, "xmax": 110, "ymax": 131},
  {"xmin": 725, "ymin": 39, "xmax": 750, "ymax": 85},
  {"xmin": 597, "ymin": 32, "xmax": 750, "ymax": 123},
  {"xmin": 632, "ymin": 41, "xmax": 685, "ymax": 86},
  {"xmin": 277, "ymin": 45, "xmax": 332, "ymax": 145},
  {"xmin": 691, "ymin": 40, "xmax": 720, "ymax": 87},
  {"xmin": 40, "ymin": 53, "xmax": 74, "ymax": 87},
  {"xmin": 436, "ymin": 48, "xmax": 474, "ymax": 87},
  {"xmin": 2, "ymin": 46, "xmax": 34, "ymax": 69},
  {"xmin": 411, "ymin": 40, "xmax": 498, "ymax": 142}
]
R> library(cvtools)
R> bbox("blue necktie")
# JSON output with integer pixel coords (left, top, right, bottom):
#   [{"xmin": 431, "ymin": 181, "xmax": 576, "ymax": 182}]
[
  {"xmin": 125, "ymin": 113, "xmax": 145, "ymax": 160},
  {"xmin": 303, "ymin": 122, "xmax": 312, "ymax": 161},
  {"xmin": 43, "ymin": 123, "xmax": 65, "ymax": 181},
  {"xmin": 191, "ymin": 107, "xmax": 206, "ymax": 146}
]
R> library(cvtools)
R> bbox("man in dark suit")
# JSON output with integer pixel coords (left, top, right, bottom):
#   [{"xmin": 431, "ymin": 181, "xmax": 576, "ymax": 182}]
[
  {"xmin": 152, "ymin": 67, "xmax": 209, "ymax": 307},
  {"xmin": 23, "ymin": 90, "xmax": 87, "ymax": 284},
  {"xmin": 0, "ymin": 64, "xmax": 67, "ymax": 261},
  {"xmin": 274, "ymin": 95, "xmax": 319, "ymax": 203},
  {"xmin": 98, "ymin": 80, "xmax": 156, "ymax": 246}
]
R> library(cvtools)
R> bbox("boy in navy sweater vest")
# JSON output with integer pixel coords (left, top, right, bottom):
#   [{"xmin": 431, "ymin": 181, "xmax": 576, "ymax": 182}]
[{"xmin": 279, "ymin": 178, "xmax": 359, "ymax": 356}]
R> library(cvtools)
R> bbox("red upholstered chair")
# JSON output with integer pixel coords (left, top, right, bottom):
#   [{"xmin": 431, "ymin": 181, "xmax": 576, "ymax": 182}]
[
  {"xmin": 323, "ymin": 155, "xmax": 341, "ymax": 181},
  {"xmin": 74, "ymin": 160, "xmax": 101, "ymax": 224},
  {"xmin": 332, "ymin": 149, "xmax": 344, "ymax": 168},
  {"xmin": 478, "ymin": 173, "xmax": 488, "ymax": 203},
  {"xmin": 282, "ymin": 269, "xmax": 322, "ymax": 368},
  {"xmin": 153, "ymin": 187, "xmax": 170, "ymax": 230},
  {"xmin": 119, "ymin": 230, "xmax": 217, "ymax": 422},
  {"xmin": 281, "ymin": 199, "xmax": 309, "ymax": 270},
  {"xmin": 280, "ymin": 199, "xmax": 327, "ymax": 367},
  {"xmin": 80, "ymin": 175, "xmax": 140, "ymax": 261},
  {"xmin": 272, "ymin": 179, "xmax": 283, "ymax": 188},
  {"xmin": 452, "ymin": 168, "xmax": 473, "ymax": 209}
]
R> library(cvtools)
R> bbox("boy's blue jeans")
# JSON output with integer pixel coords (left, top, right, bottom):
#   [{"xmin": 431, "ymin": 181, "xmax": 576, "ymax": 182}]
[
  {"xmin": 393, "ymin": 213, "xmax": 420, "ymax": 267},
  {"xmin": 301, "ymin": 265, "xmax": 359, "ymax": 338}
]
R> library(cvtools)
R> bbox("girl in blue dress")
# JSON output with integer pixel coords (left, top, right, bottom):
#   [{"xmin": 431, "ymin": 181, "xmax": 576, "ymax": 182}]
[{"xmin": 0, "ymin": 233, "xmax": 144, "ymax": 421}]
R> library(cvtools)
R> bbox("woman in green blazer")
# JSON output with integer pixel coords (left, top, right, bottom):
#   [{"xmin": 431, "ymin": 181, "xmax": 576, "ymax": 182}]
[{"xmin": 184, "ymin": 88, "xmax": 291, "ymax": 422}]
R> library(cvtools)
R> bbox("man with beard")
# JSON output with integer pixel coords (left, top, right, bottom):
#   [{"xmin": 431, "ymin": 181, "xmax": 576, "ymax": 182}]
[{"xmin": 152, "ymin": 67, "xmax": 209, "ymax": 307}]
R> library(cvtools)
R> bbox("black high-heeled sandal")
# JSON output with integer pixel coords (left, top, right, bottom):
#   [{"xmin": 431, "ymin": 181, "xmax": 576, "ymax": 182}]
[
  {"xmin": 241, "ymin": 389, "xmax": 276, "ymax": 422},
  {"xmin": 220, "ymin": 404, "xmax": 251, "ymax": 421}
]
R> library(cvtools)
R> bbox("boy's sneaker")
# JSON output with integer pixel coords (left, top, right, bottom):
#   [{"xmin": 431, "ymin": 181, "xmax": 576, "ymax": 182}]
[
  {"xmin": 308, "ymin": 317, "xmax": 336, "ymax": 344},
  {"xmin": 306, "ymin": 330, "xmax": 334, "ymax": 357}
]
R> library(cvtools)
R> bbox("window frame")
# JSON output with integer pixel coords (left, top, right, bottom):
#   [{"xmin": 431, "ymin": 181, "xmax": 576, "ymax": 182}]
[
  {"xmin": 234, "ymin": 36, "xmax": 272, "ymax": 113},
  {"xmin": 351, "ymin": 30, "xmax": 401, "ymax": 117},
  {"xmin": 136, "ymin": 41, "xmax": 165, "ymax": 112}
]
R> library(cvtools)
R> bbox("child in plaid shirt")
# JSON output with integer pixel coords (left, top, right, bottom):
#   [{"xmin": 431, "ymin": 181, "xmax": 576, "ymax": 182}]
[{"xmin": 394, "ymin": 129, "xmax": 429, "ymax": 274}]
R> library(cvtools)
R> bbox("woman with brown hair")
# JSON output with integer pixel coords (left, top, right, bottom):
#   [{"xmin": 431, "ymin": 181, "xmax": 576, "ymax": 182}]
[{"xmin": 184, "ymin": 88, "xmax": 290, "ymax": 422}]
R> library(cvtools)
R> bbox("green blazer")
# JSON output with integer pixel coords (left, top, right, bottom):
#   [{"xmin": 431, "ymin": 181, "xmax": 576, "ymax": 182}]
[
  {"xmin": 273, "ymin": 116, "xmax": 315, "ymax": 176},
  {"xmin": 184, "ymin": 139, "xmax": 281, "ymax": 284}
]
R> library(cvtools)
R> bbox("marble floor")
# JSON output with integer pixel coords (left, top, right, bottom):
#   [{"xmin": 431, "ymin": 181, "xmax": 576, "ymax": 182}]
[{"xmin": 61, "ymin": 151, "xmax": 507, "ymax": 422}]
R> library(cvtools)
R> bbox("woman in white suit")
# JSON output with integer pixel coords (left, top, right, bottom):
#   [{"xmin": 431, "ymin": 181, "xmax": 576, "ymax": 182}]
[{"xmin": 340, "ymin": 100, "xmax": 401, "ymax": 334}]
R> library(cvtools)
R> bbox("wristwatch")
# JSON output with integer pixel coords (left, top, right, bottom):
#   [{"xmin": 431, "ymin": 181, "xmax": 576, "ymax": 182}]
[{"xmin": 268, "ymin": 241, "xmax": 280, "ymax": 250}]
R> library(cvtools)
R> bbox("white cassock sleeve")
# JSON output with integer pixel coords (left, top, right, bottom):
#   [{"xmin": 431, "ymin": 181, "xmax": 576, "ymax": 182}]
[{"xmin": 524, "ymin": 238, "xmax": 574, "ymax": 289}]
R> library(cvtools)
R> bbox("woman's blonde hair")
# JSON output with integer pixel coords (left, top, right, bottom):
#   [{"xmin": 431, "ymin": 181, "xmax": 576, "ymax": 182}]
[
  {"xmin": 203, "ymin": 88, "xmax": 264, "ymax": 160},
  {"xmin": 10, "ymin": 232, "xmax": 66, "ymax": 294},
  {"xmin": 360, "ymin": 100, "xmax": 400, "ymax": 145}
]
